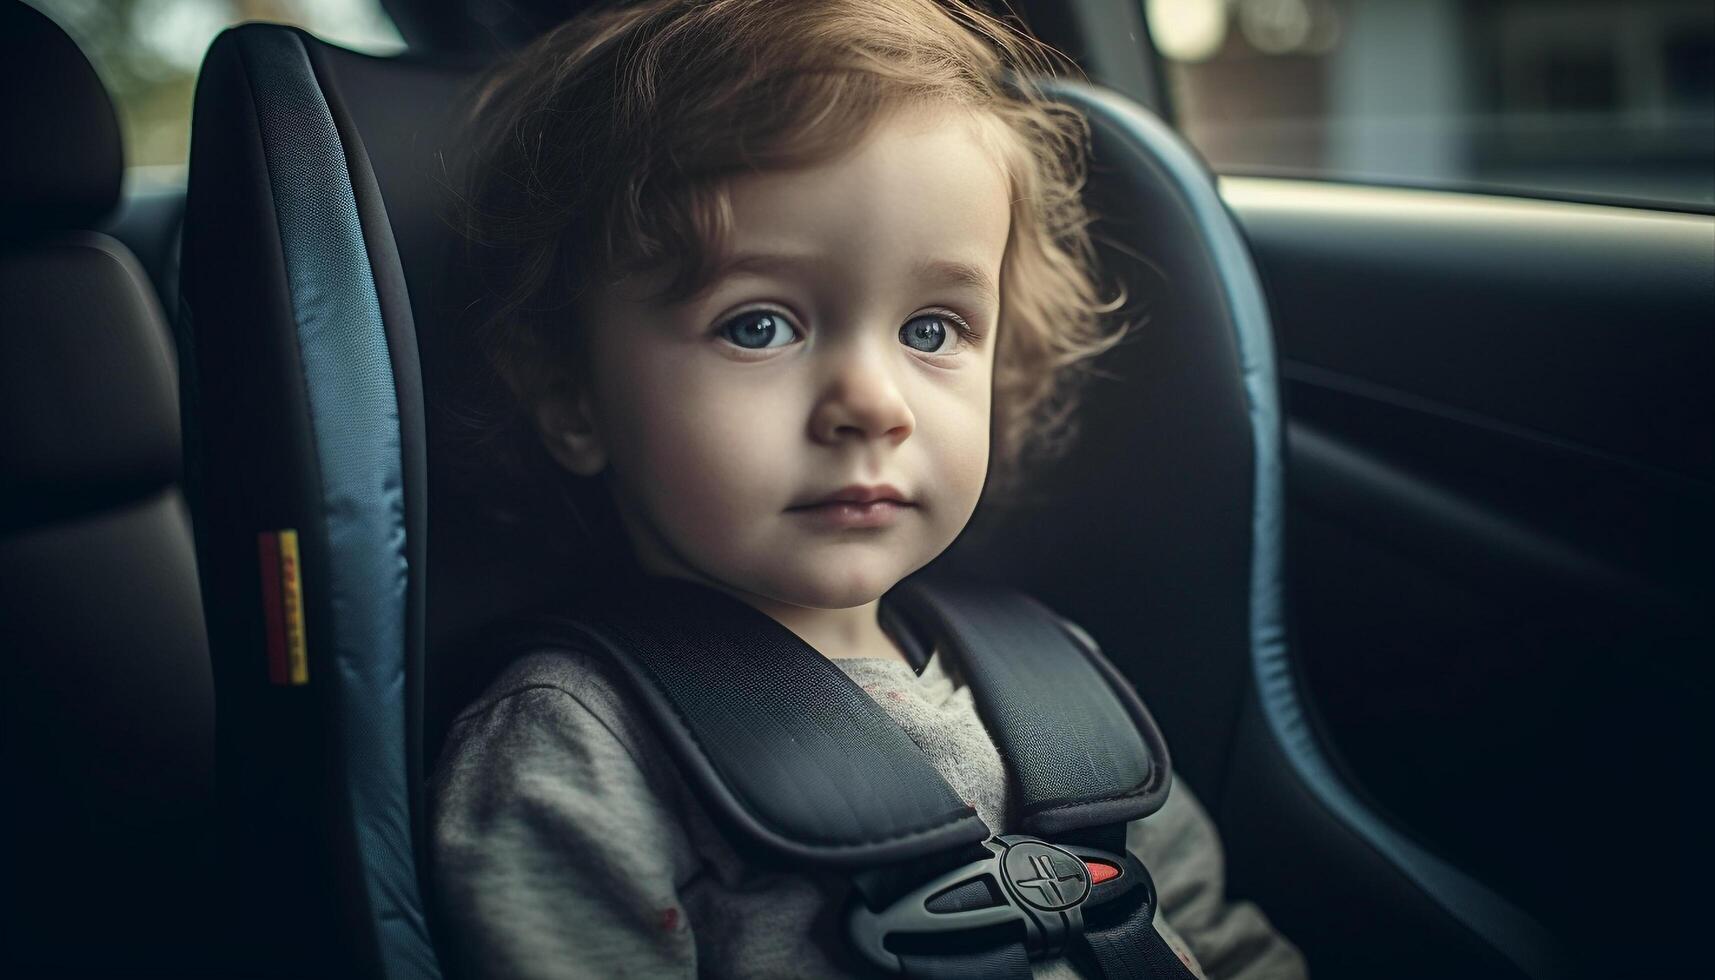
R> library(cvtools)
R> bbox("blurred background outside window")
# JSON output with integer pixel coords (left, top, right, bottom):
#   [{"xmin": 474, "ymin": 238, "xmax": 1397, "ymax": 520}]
[
  {"xmin": 1145, "ymin": 0, "xmax": 1714, "ymax": 209},
  {"xmin": 26, "ymin": 0, "xmax": 401, "ymax": 182},
  {"xmin": 25, "ymin": 0, "xmax": 1715, "ymax": 211}
]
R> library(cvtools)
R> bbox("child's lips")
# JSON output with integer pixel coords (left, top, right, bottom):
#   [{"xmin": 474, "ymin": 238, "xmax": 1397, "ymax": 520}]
[
  {"xmin": 788, "ymin": 500, "xmax": 912, "ymax": 530},
  {"xmin": 792, "ymin": 483, "xmax": 912, "ymax": 508}
]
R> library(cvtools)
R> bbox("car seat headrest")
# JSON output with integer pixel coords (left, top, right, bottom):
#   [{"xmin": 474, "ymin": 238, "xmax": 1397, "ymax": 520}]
[
  {"xmin": 0, "ymin": 233, "xmax": 180, "ymax": 533},
  {"xmin": 0, "ymin": 2, "xmax": 123, "ymax": 238}
]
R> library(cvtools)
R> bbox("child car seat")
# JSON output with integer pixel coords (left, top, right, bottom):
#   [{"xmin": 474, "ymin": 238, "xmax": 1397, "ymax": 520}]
[{"xmin": 175, "ymin": 17, "xmax": 1570, "ymax": 980}]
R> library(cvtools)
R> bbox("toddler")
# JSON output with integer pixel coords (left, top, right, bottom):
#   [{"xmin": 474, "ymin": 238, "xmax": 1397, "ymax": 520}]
[{"xmin": 431, "ymin": 1, "xmax": 1307, "ymax": 978}]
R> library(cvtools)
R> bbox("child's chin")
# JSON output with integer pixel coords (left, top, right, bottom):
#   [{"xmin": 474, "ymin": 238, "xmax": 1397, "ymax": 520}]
[{"xmin": 776, "ymin": 565, "xmax": 905, "ymax": 609}]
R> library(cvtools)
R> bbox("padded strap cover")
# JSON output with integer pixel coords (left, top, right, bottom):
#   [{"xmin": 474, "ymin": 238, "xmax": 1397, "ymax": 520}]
[
  {"xmin": 500, "ymin": 573, "xmax": 1172, "ymax": 868},
  {"xmin": 889, "ymin": 577, "xmax": 1172, "ymax": 839}
]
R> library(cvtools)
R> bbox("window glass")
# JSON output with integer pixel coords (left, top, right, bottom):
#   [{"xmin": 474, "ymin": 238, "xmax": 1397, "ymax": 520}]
[
  {"xmin": 26, "ymin": 0, "xmax": 403, "ymax": 176},
  {"xmin": 1144, "ymin": 0, "xmax": 1715, "ymax": 209}
]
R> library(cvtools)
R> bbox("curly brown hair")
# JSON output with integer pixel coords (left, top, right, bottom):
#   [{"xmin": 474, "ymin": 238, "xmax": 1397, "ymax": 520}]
[{"xmin": 455, "ymin": 0, "xmax": 1127, "ymax": 510}]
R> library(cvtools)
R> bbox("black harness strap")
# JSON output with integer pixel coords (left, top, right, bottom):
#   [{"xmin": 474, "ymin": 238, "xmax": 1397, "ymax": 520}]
[
  {"xmin": 498, "ymin": 572, "xmax": 1195, "ymax": 977},
  {"xmin": 884, "ymin": 578, "xmax": 1174, "ymax": 837},
  {"xmin": 504, "ymin": 574, "xmax": 991, "ymax": 868},
  {"xmin": 1085, "ymin": 907, "xmax": 1202, "ymax": 980}
]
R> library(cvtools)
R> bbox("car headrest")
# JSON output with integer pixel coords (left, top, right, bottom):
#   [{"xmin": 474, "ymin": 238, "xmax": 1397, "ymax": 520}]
[
  {"xmin": 0, "ymin": 233, "xmax": 181, "ymax": 533},
  {"xmin": 0, "ymin": 2, "xmax": 123, "ymax": 237}
]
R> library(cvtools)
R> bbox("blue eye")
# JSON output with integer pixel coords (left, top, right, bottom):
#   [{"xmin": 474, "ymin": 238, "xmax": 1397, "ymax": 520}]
[
  {"xmin": 901, "ymin": 313, "xmax": 956, "ymax": 354},
  {"xmin": 719, "ymin": 310, "xmax": 798, "ymax": 350},
  {"xmin": 719, "ymin": 308, "xmax": 974, "ymax": 354}
]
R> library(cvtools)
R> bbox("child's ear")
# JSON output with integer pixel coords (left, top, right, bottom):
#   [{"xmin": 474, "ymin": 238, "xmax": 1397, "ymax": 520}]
[{"xmin": 534, "ymin": 385, "xmax": 607, "ymax": 477}]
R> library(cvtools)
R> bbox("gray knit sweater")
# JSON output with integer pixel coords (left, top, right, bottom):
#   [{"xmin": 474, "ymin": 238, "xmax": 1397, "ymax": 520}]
[{"xmin": 430, "ymin": 643, "xmax": 1307, "ymax": 980}]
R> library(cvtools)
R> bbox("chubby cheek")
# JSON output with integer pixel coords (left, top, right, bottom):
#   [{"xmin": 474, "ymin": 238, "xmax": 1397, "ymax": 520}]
[
  {"xmin": 933, "ymin": 395, "xmax": 992, "ymax": 527},
  {"xmin": 612, "ymin": 368, "xmax": 791, "ymax": 546},
  {"xmin": 919, "ymin": 356, "xmax": 993, "ymax": 506}
]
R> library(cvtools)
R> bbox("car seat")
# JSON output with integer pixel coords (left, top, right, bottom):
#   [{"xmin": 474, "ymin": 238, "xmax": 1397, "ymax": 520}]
[
  {"xmin": 0, "ymin": 3, "xmax": 216, "ymax": 975},
  {"xmin": 174, "ymin": 15, "xmax": 1570, "ymax": 980}
]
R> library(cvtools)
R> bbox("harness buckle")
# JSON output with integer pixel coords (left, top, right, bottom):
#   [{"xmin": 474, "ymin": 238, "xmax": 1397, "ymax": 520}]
[{"xmin": 847, "ymin": 834, "xmax": 1150, "ymax": 973}]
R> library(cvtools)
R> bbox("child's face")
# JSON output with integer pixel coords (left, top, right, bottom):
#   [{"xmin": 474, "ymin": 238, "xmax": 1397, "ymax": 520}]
[{"xmin": 539, "ymin": 105, "xmax": 1009, "ymax": 613}]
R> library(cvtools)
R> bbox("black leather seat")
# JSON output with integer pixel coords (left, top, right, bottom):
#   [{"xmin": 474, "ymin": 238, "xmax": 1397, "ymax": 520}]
[
  {"xmin": 175, "ymin": 12, "xmax": 1570, "ymax": 980},
  {"xmin": 0, "ymin": 3, "xmax": 216, "ymax": 975}
]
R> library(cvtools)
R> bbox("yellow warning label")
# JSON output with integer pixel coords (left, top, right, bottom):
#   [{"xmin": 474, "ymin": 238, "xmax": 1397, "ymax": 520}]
[{"xmin": 278, "ymin": 529, "xmax": 309, "ymax": 685}]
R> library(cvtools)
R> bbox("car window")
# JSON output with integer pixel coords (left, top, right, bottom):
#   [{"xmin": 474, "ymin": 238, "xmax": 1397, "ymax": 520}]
[
  {"xmin": 25, "ymin": 0, "xmax": 403, "ymax": 178},
  {"xmin": 1143, "ymin": 0, "xmax": 1715, "ymax": 210}
]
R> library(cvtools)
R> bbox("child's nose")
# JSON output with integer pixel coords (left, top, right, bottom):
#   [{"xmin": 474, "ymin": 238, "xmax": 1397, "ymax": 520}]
[{"xmin": 809, "ymin": 341, "xmax": 915, "ymax": 446}]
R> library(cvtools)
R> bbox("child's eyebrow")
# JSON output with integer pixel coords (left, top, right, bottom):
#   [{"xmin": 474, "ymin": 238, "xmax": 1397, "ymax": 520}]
[
  {"xmin": 913, "ymin": 257, "xmax": 1000, "ymax": 306},
  {"xmin": 708, "ymin": 252, "xmax": 998, "ymax": 306}
]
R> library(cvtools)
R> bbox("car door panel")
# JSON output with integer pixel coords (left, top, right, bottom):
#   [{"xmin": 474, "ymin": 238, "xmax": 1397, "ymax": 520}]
[{"xmin": 1225, "ymin": 176, "xmax": 1711, "ymax": 975}]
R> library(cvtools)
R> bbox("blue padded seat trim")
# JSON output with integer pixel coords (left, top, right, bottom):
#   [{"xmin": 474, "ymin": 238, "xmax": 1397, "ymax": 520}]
[
  {"xmin": 236, "ymin": 28, "xmax": 438, "ymax": 980},
  {"xmin": 1044, "ymin": 80, "xmax": 1568, "ymax": 980}
]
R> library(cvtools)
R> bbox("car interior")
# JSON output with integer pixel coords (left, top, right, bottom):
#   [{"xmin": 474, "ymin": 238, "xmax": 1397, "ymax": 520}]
[{"xmin": 2, "ymin": 1, "xmax": 1708, "ymax": 978}]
